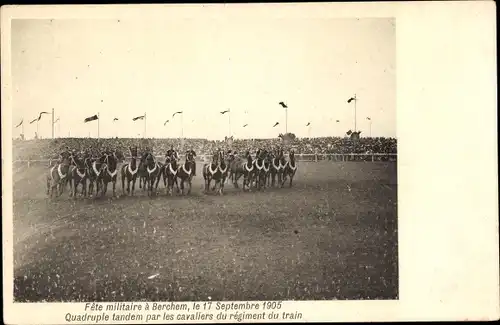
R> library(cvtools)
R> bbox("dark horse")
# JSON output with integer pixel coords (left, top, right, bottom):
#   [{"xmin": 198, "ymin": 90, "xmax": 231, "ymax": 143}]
[
  {"xmin": 86, "ymin": 152, "xmax": 107, "ymax": 198},
  {"xmin": 69, "ymin": 153, "xmax": 88, "ymax": 198},
  {"xmin": 162, "ymin": 154, "xmax": 180, "ymax": 196},
  {"xmin": 253, "ymin": 149, "xmax": 269, "ymax": 191},
  {"xmin": 143, "ymin": 152, "xmax": 163, "ymax": 196},
  {"xmin": 121, "ymin": 146, "xmax": 141, "ymax": 196},
  {"xmin": 176, "ymin": 150, "xmax": 195, "ymax": 195},
  {"xmin": 101, "ymin": 150, "xmax": 122, "ymax": 197},
  {"xmin": 202, "ymin": 151, "xmax": 220, "ymax": 193},
  {"xmin": 281, "ymin": 150, "xmax": 297, "ymax": 188},
  {"xmin": 241, "ymin": 150, "xmax": 255, "ymax": 191},
  {"xmin": 269, "ymin": 148, "xmax": 286, "ymax": 187}
]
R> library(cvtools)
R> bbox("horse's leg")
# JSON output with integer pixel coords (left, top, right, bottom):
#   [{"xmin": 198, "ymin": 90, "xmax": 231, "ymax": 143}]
[
  {"xmin": 175, "ymin": 177, "xmax": 180, "ymax": 194},
  {"xmin": 73, "ymin": 180, "xmax": 78, "ymax": 200},
  {"xmin": 46, "ymin": 177, "xmax": 50, "ymax": 196},
  {"xmin": 112, "ymin": 179, "xmax": 116, "ymax": 197},
  {"xmin": 187, "ymin": 177, "xmax": 192, "ymax": 195},
  {"xmin": 131, "ymin": 176, "xmax": 136, "ymax": 196},
  {"xmin": 83, "ymin": 179, "xmax": 87, "ymax": 197},
  {"xmin": 182, "ymin": 179, "xmax": 186, "ymax": 195}
]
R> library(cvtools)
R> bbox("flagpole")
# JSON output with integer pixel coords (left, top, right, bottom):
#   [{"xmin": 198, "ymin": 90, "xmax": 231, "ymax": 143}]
[
  {"xmin": 98, "ymin": 112, "xmax": 100, "ymax": 140},
  {"xmin": 228, "ymin": 109, "xmax": 231, "ymax": 137},
  {"xmin": 354, "ymin": 94, "xmax": 357, "ymax": 132},
  {"xmin": 285, "ymin": 107, "xmax": 288, "ymax": 134},
  {"xmin": 51, "ymin": 108, "xmax": 54, "ymax": 139},
  {"xmin": 144, "ymin": 112, "xmax": 147, "ymax": 138},
  {"xmin": 181, "ymin": 113, "xmax": 184, "ymax": 139},
  {"xmin": 369, "ymin": 119, "xmax": 372, "ymax": 137},
  {"xmin": 22, "ymin": 122, "xmax": 24, "ymax": 139},
  {"xmin": 36, "ymin": 120, "xmax": 39, "ymax": 139}
]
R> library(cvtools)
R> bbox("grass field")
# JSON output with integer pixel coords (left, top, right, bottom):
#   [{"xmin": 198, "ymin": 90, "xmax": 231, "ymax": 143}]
[{"xmin": 12, "ymin": 161, "xmax": 398, "ymax": 302}]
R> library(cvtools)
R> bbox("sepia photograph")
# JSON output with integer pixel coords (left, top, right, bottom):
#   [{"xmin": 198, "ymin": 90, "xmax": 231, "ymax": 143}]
[
  {"xmin": 2, "ymin": 2, "xmax": 498, "ymax": 324},
  {"xmin": 10, "ymin": 16, "xmax": 397, "ymax": 303}
]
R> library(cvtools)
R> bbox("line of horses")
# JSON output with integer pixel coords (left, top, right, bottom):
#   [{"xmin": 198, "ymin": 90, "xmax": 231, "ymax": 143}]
[{"xmin": 46, "ymin": 147, "xmax": 297, "ymax": 199}]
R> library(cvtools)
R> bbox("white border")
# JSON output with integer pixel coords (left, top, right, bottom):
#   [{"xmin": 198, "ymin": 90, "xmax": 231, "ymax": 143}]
[{"xmin": 2, "ymin": 2, "xmax": 499, "ymax": 323}]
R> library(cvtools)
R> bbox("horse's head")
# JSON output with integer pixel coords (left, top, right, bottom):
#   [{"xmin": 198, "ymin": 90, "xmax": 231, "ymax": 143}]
[
  {"xmin": 129, "ymin": 146, "xmax": 138, "ymax": 158},
  {"xmin": 104, "ymin": 151, "xmax": 117, "ymax": 168},
  {"xmin": 72, "ymin": 154, "xmax": 85, "ymax": 170},
  {"xmin": 145, "ymin": 152, "xmax": 156, "ymax": 166},
  {"xmin": 289, "ymin": 150, "xmax": 295, "ymax": 161},
  {"xmin": 186, "ymin": 151, "xmax": 195, "ymax": 163},
  {"xmin": 113, "ymin": 149, "xmax": 124, "ymax": 162},
  {"xmin": 219, "ymin": 150, "xmax": 228, "ymax": 166}
]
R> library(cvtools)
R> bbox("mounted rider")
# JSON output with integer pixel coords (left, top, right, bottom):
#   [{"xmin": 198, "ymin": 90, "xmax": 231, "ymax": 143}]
[
  {"xmin": 185, "ymin": 147, "xmax": 197, "ymax": 176},
  {"xmin": 165, "ymin": 145, "xmax": 179, "ymax": 162}
]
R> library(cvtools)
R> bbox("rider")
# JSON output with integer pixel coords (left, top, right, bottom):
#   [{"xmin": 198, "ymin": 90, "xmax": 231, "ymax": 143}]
[
  {"xmin": 166, "ymin": 145, "xmax": 178, "ymax": 161},
  {"xmin": 186, "ymin": 147, "xmax": 197, "ymax": 176},
  {"xmin": 58, "ymin": 146, "xmax": 72, "ymax": 164}
]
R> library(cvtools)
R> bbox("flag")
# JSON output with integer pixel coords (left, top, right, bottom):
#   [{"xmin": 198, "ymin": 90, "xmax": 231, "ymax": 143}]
[
  {"xmin": 163, "ymin": 119, "xmax": 170, "ymax": 126},
  {"xmin": 278, "ymin": 102, "xmax": 287, "ymax": 108},
  {"xmin": 54, "ymin": 117, "xmax": 60, "ymax": 123},
  {"xmin": 273, "ymin": 122, "xmax": 279, "ymax": 127},
  {"xmin": 84, "ymin": 114, "xmax": 98, "ymax": 123},
  {"xmin": 306, "ymin": 122, "xmax": 311, "ymax": 126},
  {"xmin": 336, "ymin": 120, "xmax": 340, "ymax": 123},
  {"xmin": 172, "ymin": 111, "xmax": 183, "ymax": 118},
  {"xmin": 29, "ymin": 118, "xmax": 38, "ymax": 124},
  {"xmin": 220, "ymin": 110, "xmax": 230, "ymax": 115},
  {"xmin": 346, "ymin": 130, "xmax": 352, "ymax": 135},
  {"xmin": 15, "ymin": 119, "xmax": 23, "ymax": 128},
  {"xmin": 366, "ymin": 117, "xmax": 371, "ymax": 120},
  {"xmin": 243, "ymin": 124, "xmax": 248, "ymax": 127},
  {"xmin": 132, "ymin": 115, "xmax": 145, "ymax": 121},
  {"xmin": 113, "ymin": 118, "xmax": 119, "ymax": 121},
  {"xmin": 34, "ymin": 111, "xmax": 50, "ymax": 122},
  {"xmin": 347, "ymin": 97, "xmax": 356, "ymax": 103}
]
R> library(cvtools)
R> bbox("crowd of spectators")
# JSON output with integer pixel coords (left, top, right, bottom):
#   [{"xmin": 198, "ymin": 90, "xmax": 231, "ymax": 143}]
[{"xmin": 12, "ymin": 136, "xmax": 397, "ymax": 161}]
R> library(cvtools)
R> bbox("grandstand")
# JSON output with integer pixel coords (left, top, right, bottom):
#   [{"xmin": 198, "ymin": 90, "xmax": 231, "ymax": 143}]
[{"xmin": 12, "ymin": 136, "xmax": 397, "ymax": 162}]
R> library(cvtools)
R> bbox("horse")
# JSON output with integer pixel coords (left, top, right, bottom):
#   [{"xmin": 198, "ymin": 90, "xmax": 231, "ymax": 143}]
[
  {"xmin": 253, "ymin": 149, "xmax": 269, "ymax": 191},
  {"xmin": 202, "ymin": 151, "xmax": 220, "ymax": 193},
  {"xmin": 162, "ymin": 154, "xmax": 180, "ymax": 196},
  {"xmin": 217, "ymin": 150, "xmax": 230, "ymax": 195},
  {"xmin": 227, "ymin": 152, "xmax": 245, "ymax": 189},
  {"xmin": 46, "ymin": 154, "xmax": 71, "ymax": 198},
  {"xmin": 143, "ymin": 152, "xmax": 163, "ymax": 196},
  {"xmin": 121, "ymin": 146, "xmax": 141, "ymax": 196},
  {"xmin": 69, "ymin": 153, "xmax": 88, "ymax": 198},
  {"xmin": 138, "ymin": 151, "xmax": 149, "ymax": 192},
  {"xmin": 241, "ymin": 150, "xmax": 255, "ymax": 192},
  {"xmin": 176, "ymin": 151, "xmax": 195, "ymax": 195},
  {"xmin": 101, "ymin": 150, "xmax": 122, "ymax": 197},
  {"xmin": 86, "ymin": 153, "xmax": 107, "ymax": 198},
  {"xmin": 270, "ymin": 149, "xmax": 286, "ymax": 187},
  {"xmin": 281, "ymin": 150, "xmax": 298, "ymax": 188}
]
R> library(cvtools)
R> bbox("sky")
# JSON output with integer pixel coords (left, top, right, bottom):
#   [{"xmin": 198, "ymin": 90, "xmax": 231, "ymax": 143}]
[{"xmin": 11, "ymin": 17, "xmax": 395, "ymax": 140}]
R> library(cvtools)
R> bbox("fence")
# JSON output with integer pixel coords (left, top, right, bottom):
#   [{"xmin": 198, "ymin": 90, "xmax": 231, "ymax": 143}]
[{"xmin": 13, "ymin": 153, "xmax": 397, "ymax": 168}]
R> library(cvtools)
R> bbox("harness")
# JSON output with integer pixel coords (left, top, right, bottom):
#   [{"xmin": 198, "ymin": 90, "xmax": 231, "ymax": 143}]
[
  {"xmin": 147, "ymin": 162, "xmax": 158, "ymax": 175},
  {"xmin": 180, "ymin": 163, "xmax": 192, "ymax": 175},
  {"xmin": 219, "ymin": 163, "xmax": 228, "ymax": 174},
  {"xmin": 167, "ymin": 162, "xmax": 178, "ymax": 176},
  {"xmin": 243, "ymin": 161, "xmax": 254, "ymax": 172},
  {"xmin": 255, "ymin": 159, "xmax": 264, "ymax": 171},
  {"xmin": 92, "ymin": 161, "xmax": 104, "ymax": 177},
  {"xmin": 207, "ymin": 163, "xmax": 218, "ymax": 175},
  {"xmin": 57, "ymin": 164, "xmax": 67, "ymax": 179},
  {"xmin": 127, "ymin": 157, "xmax": 139, "ymax": 176}
]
